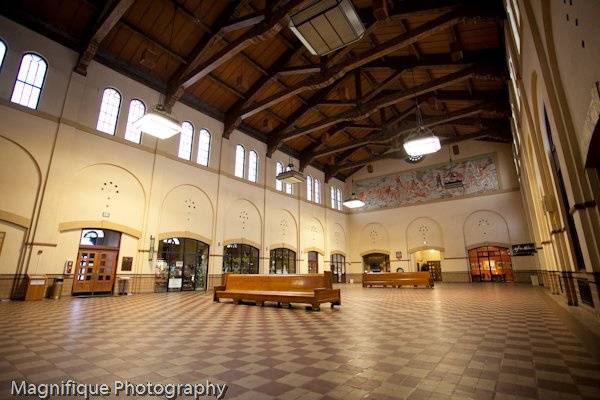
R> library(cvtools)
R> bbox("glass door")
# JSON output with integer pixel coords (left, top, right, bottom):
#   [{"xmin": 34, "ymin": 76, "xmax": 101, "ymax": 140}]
[
  {"xmin": 330, "ymin": 254, "xmax": 346, "ymax": 283},
  {"xmin": 308, "ymin": 251, "xmax": 318, "ymax": 274}
]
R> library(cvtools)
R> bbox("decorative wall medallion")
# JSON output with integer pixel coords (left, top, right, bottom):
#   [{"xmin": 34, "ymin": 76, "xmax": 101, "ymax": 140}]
[
  {"xmin": 478, "ymin": 218, "xmax": 491, "ymax": 236},
  {"xmin": 369, "ymin": 227, "xmax": 379, "ymax": 245},
  {"xmin": 280, "ymin": 219, "xmax": 288, "ymax": 240}
]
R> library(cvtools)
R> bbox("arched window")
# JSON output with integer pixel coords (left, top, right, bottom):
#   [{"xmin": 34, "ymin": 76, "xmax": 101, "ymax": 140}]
[
  {"xmin": 336, "ymin": 187, "xmax": 342, "ymax": 210},
  {"xmin": 178, "ymin": 121, "xmax": 194, "ymax": 160},
  {"xmin": 314, "ymin": 179, "xmax": 321, "ymax": 204},
  {"xmin": 197, "ymin": 128, "xmax": 211, "ymax": 166},
  {"xmin": 248, "ymin": 150, "xmax": 258, "ymax": 182},
  {"xmin": 0, "ymin": 40, "xmax": 6, "ymax": 69},
  {"xmin": 223, "ymin": 243, "xmax": 259, "ymax": 274},
  {"xmin": 11, "ymin": 53, "xmax": 47, "ymax": 109},
  {"xmin": 234, "ymin": 145, "xmax": 245, "ymax": 178},
  {"xmin": 124, "ymin": 99, "xmax": 145, "ymax": 143},
  {"xmin": 330, "ymin": 186, "xmax": 337, "ymax": 208},
  {"xmin": 96, "ymin": 88, "xmax": 121, "ymax": 134},
  {"xmin": 275, "ymin": 162, "xmax": 283, "ymax": 191},
  {"xmin": 306, "ymin": 175, "xmax": 313, "ymax": 201},
  {"xmin": 270, "ymin": 248, "xmax": 296, "ymax": 274}
]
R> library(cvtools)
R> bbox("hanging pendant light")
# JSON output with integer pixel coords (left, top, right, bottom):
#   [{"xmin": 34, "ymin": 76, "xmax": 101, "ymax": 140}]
[
  {"xmin": 343, "ymin": 179, "xmax": 365, "ymax": 208},
  {"xmin": 276, "ymin": 162, "xmax": 305, "ymax": 184},
  {"xmin": 403, "ymin": 102, "xmax": 441, "ymax": 157},
  {"xmin": 133, "ymin": 8, "xmax": 182, "ymax": 140},
  {"xmin": 342, "ymin": 192, "xmax": 365, "ymax": 208},
  {"xmin": 133, "ymin": 105, "xmax": 181, "ymax": 139}
]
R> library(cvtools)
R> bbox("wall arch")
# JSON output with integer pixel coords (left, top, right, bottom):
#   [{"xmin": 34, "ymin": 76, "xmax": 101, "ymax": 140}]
[
  {"xmin": 406, "ymin": 217, "xmax": 444, "ymax": 253},
  {"xmin": 0, "ymin": 135, "xmax": 41, "ymax": 224},
  {"xmin": 360, "ymin": 222, "xmax": 389, "ymax": 253},
  {"xmin": 223, "ymin": 198, "xmax": 262, "ymax": 247},
  {"xmin": 463, "ymin": 210, "xmax": 511, "ymax": 249},
  {"xmin": 267, "ymin": 208, "xmax": 297, "ymax": 251},
  {"xmin": 159, "ymin": 184, "xmax": 214, "ymax": 244},
  {"xmin": 329, "ymin": 223, "xmax": 347, "ymax": 254},
  {"xmin": 60, "ymin": 163, "xmax": 146, "ymax": 231},
  {"xmin": 302, "ymin": 217, "xmax": 325, "ymax": 254}
]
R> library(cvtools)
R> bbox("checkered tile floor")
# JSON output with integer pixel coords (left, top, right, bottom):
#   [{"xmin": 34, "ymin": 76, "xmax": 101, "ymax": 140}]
[{"xmin": 1, "ymin": 284, "xmax": 599, "ymax": 400}]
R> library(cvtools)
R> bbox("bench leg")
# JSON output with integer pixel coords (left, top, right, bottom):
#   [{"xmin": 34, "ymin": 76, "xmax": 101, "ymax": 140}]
[
  {"xmin": 311, "ymin": 304, "xmax": 321, "ymax": 311},
  {"xmin": 256, "ymin": 301, "xmax": 264, "ymax": 307},
  {"xmin": 330, "ymin": 300, "xmax": 341, "ymax": 308},
  {"xmin": 233, "ymin": 299, "xmax": 241, "ymax": 305}
]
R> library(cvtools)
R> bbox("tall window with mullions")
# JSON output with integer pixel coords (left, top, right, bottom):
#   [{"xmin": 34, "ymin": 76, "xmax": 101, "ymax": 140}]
[
  {"xmin": 269, "ymin": 248, "xmax": 296, "ymax": 274},
  {"xmin": 223, "ymin": 243, "xmax": 259, "ymax": 274}
]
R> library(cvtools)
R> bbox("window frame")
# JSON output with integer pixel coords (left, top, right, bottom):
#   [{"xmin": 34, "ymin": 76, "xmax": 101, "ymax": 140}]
[
  {"xmin": 96, "ymin": 87, "xmax": 122, "ymax": 135},
  {"xmin": 234, "ymin": 144, "xmax": 246, "ymax": 178},
  {"xmin": 11, "ymin": 52, "xmax": 48, "ymax": 110},
  {"xmin": 0, "ymin": 39, "xmax": 6, "ymax": 71},
  {"xmin": 248, "ymin": 150, "xmax": 258, "ymax": 182},
  {"xmin": 197, "ymin": 128, "xmax": 211, "ymax": 166},
  {"xmin": 124, "ymin": 98, "xmax": 146, "ymax": 144},
  {"xmin": 178, "ymin": 121, "xmax": 195, "ymax": 161},
  {"xmin": 275, "ymin": 162, "xmax": 284, "ymax": 191},
  {"xmin": 306, "ymin": 175, "xmax": 313, "ymax": 201}
]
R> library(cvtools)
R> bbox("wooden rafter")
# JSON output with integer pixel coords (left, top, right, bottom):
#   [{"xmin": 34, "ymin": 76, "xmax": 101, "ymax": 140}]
[
  {"xmin": 164, "ymin": 0, "xmax": 310, "ymax": 110},
  {"xmin": 74, "ymin": 0, "xmax": 135, "ymax": 75},
  {"xmin": 279, "ymin": 65, "xmax": 504, "ymax": 142},
  {"xmin": 238, "ymin": 6, "xmax": 500, "ymax": 121}
]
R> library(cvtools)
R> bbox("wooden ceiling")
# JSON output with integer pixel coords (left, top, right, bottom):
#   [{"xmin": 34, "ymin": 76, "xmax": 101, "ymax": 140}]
[{"xmin": 2, "ymin": 0, "xmax": 512, "ymax": 181}]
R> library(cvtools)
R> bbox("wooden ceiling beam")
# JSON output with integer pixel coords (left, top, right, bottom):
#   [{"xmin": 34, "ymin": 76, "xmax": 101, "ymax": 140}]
[
  {"xmin": 239, "ymin": 6, "xmax": 502, "ymax": 121},
  {"xmin": 277, "ymin": 65, "xmax": 321, "ymax": 76},
  {"xmin": 265, "ymin": 74, "xmax": 350, "ymax": 156},
  {"xmin": 310, "ymin": 102, "xmax": 503, "ymax": 162},
  {"xmin": 164, "ymin": 0, "xmax": 310, "ymax": 110},
  {"xmin": 279, "ymin": 65, "xmax": 502, "ymax": 142},
  {"xmin": 74, "ymin": 0, "xmax": 135, "ymax": 75},
  {"xmin": 222, "ymin": 12, "xmax": 265, "ymax": 32}
]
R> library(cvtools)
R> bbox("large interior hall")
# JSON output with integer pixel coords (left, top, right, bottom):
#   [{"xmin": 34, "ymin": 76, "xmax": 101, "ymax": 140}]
[{"xmin": 0, "ymin": 0, "xmax": 599, "ymax": 399}]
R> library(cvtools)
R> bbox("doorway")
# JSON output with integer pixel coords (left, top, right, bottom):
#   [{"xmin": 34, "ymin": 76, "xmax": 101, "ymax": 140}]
[
  {"xmin": 414, "ymin": 249, "xmax": 442, "ymax": 281},
  {"xmin": 362, "ymin": 253, "xmax": 390, "ymax": 272},
  {"xmin": 468, "ymin": 246, "xmax": 514, "ymax": 282},
  {"xmin": 330, "ymin": 253, "xmax": 346, "ymax": 283},
  {"xmin": 223, "ymin": 243, "xmax": 259, "ymax": 274},
  {"xmin": 308, "ymin": 251, "xmax": 318, "ymax": 274},
  {"xmin": 73, "ymin": 229, "xmax": 121, "ymax": 295},
  {"xmin": 156, "ymin": 237, "xmax": 209, "ymax": 292}
]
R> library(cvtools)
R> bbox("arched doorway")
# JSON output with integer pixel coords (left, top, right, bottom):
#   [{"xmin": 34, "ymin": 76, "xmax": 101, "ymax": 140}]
[
  {"xmin": 330, "ymin": 253, "xmax": 346, "ymax": 283},
  {"xmin": 307, "ymin": 251, "xmax": 319, "ymax": 273},
  {"xmin": 73, "ymin": 228, "xmax": 121, "ymax": 295},
  {"xmin": 468, "ymin": 246, "xmax": 514, "ymax": 282},
  {"xmin": 413, "ymin": 249, "xmax": 442, "ymax": 281},
  {"xmin": 223, "ymin": 243, "xmax": 259, "ymax": 274},
  {"xmin": 270, "ymin": 248, "xmax": 296, "ymax": 274},
  {"xmin": 156, "ymin": 237, "xmax": 209, "ymax": 292},
  {"xmin": 363, "ymin": 253, "xmax": 390, "ymax": 272}
]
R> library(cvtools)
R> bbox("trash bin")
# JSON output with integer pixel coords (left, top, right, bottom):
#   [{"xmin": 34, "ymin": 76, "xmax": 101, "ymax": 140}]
[
  {"xmin": 24, "ymin": 274, "xmax": 47, "ymax": 301},
  {"xmin": 530, "ymin": 274, "xmax": 539, "ymax": 286},
  {"xmin": 49, "ymin": 278, "xmax": 63, "ymax": 299}
]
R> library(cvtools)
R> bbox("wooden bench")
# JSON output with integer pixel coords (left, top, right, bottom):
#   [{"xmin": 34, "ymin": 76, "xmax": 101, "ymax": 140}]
[
  {"xmin": 213, "ymin": 271, "xmax": 341, "ymax": 311},
  {"xmin": 362, "ymin": 272, "xmax": 433, "ymax": 288}
]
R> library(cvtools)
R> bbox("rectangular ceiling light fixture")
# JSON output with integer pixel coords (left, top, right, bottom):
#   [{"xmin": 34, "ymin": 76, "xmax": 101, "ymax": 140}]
[{"xmin": 289, "ymin": 0, "xmax": 365, "ymax": 56}]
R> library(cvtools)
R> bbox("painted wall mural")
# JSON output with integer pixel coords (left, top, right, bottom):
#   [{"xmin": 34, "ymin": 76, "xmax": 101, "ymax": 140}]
[{"xmin": 355, "ymin": 154, "xmax": 499, "ymax": 210}]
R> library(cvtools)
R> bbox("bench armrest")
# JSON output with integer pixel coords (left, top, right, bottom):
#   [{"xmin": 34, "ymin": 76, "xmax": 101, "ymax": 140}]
[{"xmin": 213, "ymin": 285, "xmax": 226, "ymax": 301}]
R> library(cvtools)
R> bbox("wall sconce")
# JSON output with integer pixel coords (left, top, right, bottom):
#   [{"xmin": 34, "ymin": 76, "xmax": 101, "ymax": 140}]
[{"xmin": 148, "ymin": 235, "xmax": 155, "ymax": 261}]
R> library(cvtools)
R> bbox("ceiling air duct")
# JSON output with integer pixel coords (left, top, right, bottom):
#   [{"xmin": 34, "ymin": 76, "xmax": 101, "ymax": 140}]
[{"xmin": 289, "ymin": 0, "xmax": 365, "ymax": 56}]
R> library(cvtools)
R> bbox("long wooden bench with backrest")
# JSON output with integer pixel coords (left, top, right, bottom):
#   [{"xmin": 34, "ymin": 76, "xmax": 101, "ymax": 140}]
[
  {"xmin": 362, "ymin": 272, "xmax": 433, "ymax": 288},
  {"xmin": 213, "ymin": 271, "xmax": 341, "ymax": 311}
]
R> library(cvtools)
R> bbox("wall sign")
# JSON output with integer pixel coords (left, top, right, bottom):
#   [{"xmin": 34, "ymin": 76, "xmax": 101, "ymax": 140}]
[
  {"xmin": 395, "ymin": 251, "xmax": 402, "ymax": 260},
  {"xmin": 511, "ymin": 243, "xmax": 537, "ymax": 256},
  {"xmin": 121, "ymin": 256, "xmax": 133, "ymax": 272}
]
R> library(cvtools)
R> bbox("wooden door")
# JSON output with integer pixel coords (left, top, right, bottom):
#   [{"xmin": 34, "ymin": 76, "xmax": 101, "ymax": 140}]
[
  {"xmin": 94, "ymin": 251, "xmax": 118, "ymax": 292},
  {"xmin": 308, "ymin": 251, "xmax": 318, "ymax": 274},
  {"xmin": 427, "ymin": 261, "xmax": 442, "ymax": 281},
  {"xmin": 73, "ymin": 249, "xmax": 118, "ymax": 294}
]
